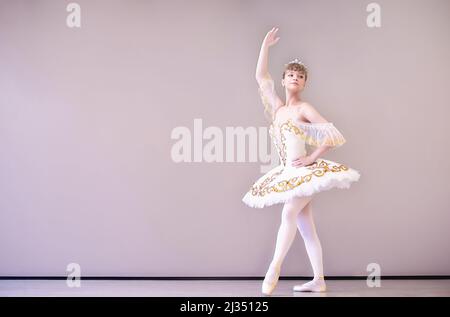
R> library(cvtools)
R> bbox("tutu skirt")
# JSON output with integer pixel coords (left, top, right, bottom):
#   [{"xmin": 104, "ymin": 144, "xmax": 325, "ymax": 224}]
[{"xmin": 242, "ymin": 158, "xmax": 360, "ymax": 208}]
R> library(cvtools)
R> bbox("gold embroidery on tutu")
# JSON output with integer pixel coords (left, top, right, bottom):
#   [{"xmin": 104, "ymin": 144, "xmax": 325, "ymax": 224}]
[
  {"xmin": 250, "ymin": 160, "xmax": 349, "ymax": 197},
  {"xmin": 251, "ymin": 168, "xmax": 285, "ymax": 196},
  {"xmin": 273, "ymin": 118, "xmax": 346, "ymax": 148},
  {"xmin": 269, "ymin": 124, "xmax": 286, "ymax": 166},
  {"xmin": 251, "ymin": 119, "xmax": 348, "ymax": 197},
  {"xmin": 270, "ymin": 119, "xmax": 303, "ymax": 167}
]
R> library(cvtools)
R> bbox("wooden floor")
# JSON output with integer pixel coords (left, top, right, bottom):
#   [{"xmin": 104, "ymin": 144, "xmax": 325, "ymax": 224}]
[{"xmin": 1, "ymin": 279, "xmax": 449, "ymax": 297}]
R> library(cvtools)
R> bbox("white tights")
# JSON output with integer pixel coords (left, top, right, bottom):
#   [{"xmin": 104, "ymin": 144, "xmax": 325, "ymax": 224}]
[{"xmin": 267, "ymin": 195, "xmax": 325, "ymax": 286}]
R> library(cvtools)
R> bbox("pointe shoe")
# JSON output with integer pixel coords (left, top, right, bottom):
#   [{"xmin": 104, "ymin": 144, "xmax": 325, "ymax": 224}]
[
  {"xmin": 261, "ymin": 265, "xmax": 281, "ymax": 295},
  {"xmin": 293, "ymin": 277, "xmax": 327, "ymax": 292}
]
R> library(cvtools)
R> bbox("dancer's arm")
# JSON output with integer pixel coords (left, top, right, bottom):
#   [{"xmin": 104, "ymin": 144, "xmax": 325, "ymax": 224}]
[
  {"xmin": 293, "ymin": 142, "xmax": 332, "ymax": 167},
  {"xmin": 302, "ymin": 103, "xmax": 333, "ymax": 161},
  {"xmin": 292, "ymin": 103, "xmax": 333, "ymax": 167},
  {"xmin": 255, "ymin": 28, "xmax": 284, "ymax": 113},
  {"xmin": 308, "ymin": 145, "xmax": 332, "ymax": 162},
  {"xmin": 256, "ymin": 27, "xmax": 279, "ymax": 80}
]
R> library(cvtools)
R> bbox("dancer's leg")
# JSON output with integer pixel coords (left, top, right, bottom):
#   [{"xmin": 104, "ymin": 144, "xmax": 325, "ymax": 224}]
[
  {"xmin": 271, "ymin": 196, "xmax": 312, "ymax": 268},
  {"xmin": 293, "ymin": 200, "xmax": 327, "ymax": 292},
  {"xmin": 262, "ymin": 195, "xmax": 312, "ymax": 295}
]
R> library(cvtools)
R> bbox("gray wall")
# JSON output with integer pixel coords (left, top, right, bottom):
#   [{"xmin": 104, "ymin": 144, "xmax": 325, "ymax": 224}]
[{"xmin": 1, "ymin": 0, "xmax": 449, "ymax": 277}]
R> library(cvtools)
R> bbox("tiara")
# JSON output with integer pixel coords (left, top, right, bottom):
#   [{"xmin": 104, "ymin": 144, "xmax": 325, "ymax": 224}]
[{"xmin": 284, "ymin": 58, "xmax": 308, "ymax": 69}]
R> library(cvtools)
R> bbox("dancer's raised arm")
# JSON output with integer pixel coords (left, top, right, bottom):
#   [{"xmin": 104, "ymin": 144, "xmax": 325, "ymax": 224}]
[
  {"xmin": 256, "ymin": 27, "xmax": 284, "ymax": 120},
  {"xmin": 255, "ymin": 27, "xmax": 280, "ymax": 81}
]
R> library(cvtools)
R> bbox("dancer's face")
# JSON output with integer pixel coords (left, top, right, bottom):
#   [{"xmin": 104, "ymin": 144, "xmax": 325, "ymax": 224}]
[{"xmin": 282, "ymin": 70, "xmax": 306, "ymax": 93}]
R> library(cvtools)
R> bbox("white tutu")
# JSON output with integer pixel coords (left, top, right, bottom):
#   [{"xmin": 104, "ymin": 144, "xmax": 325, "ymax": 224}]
[
  {"xmin": 242, "ymin": 158, "xmax": 361, "ymax": 208},
  {"xmin": 242, "ymin": 75, "xmax": 360, "ymax": 208}
]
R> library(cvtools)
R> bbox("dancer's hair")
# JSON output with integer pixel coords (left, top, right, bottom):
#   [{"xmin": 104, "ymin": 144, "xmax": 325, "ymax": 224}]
[{"xmin": 282, "ymin": 61, "xmax": 308, "ymax": 81}]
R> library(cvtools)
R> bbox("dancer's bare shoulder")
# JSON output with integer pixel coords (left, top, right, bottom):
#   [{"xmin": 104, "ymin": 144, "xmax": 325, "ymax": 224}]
[{"xmin": 295, "ymin": 102, "xmax": 328, "ymax": 123}]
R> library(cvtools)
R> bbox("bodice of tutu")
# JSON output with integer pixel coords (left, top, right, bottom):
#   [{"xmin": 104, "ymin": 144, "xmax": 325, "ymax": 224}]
[
  {"xmin": 269, "ymin": 118, "xmax": 347, "ymax": 167},
  {"xmin": 257, "ymin": 74, "xmax": 347, "ymax": 167}
]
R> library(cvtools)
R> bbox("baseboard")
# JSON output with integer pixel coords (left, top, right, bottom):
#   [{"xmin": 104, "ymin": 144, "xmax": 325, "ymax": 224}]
[{"xmin": 0, "ymin": 275, "xmax": 449, "ymax": 280}]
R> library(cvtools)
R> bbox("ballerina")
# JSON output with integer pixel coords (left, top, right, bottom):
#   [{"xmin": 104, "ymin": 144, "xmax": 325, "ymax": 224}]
[{"xmin": 242, "ymin": 27, "xmax": 361, "ymax": 295}]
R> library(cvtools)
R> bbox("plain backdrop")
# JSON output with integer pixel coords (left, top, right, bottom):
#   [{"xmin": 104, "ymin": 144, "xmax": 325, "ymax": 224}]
[{"xmin": 1, "ymin": 0, "xmax": 449, "ymax": 277}]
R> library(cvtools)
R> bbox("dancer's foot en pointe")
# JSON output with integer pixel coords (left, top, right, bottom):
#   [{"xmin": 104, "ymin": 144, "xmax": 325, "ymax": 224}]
[
  {"xmin": 261, "ymin": 264, "xmax": 281, "ymax": 295},
  {"xmin": 293, "ymin": 276, "xmax": 327, "ymax": 292}
]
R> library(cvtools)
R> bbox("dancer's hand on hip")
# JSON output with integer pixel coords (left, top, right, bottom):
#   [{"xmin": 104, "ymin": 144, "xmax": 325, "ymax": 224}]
[{"xmin": 292, "ymin": 155, "xmax": 315, "ymax": 168}]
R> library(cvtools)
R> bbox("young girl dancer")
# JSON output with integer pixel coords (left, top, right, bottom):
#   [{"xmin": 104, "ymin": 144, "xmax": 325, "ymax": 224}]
[{"xmin": 242, "ymin": 27, "xmax": 361, "ymax": 295}]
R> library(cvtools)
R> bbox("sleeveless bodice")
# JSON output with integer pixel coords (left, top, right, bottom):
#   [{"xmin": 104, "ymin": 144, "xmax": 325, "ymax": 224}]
[
  {"xmin": 269, "ymin": 118, "xmax": 346, "ymax": 167},
  {"xmin": 269, "ymin": 118, "xmax": 308, "ymax": 167}
]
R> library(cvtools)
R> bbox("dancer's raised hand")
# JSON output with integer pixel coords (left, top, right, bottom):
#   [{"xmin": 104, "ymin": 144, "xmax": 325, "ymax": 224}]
[{"xmin": 263, "ymin": 27, "xmax": 280, "ymax": 48}]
